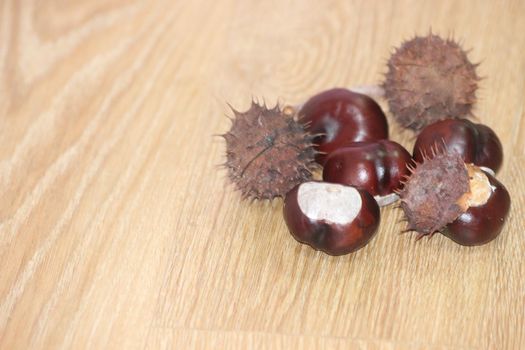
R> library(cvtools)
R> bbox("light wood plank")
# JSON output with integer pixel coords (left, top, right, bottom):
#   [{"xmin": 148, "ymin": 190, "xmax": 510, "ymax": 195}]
[{"xmin": 1, "ymin": 0, "xmax": 524, "ymax": 348}]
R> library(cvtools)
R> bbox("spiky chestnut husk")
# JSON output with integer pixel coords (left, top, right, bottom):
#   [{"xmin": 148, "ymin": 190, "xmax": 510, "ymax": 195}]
[
  {"xmin": 383, "ymin": 33, "xmax": 480, "ymax": 131},
  {"xmin": 399, "ymin": 152, "xmax": 470, "ymax": 236},
  {"xmin": 222, "ymin": 101, "xmax": 317, "ymax": 200}
]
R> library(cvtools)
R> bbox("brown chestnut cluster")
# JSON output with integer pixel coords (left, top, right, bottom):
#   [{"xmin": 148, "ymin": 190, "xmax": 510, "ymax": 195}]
[
  {"xmin": 280, "ymin": 88, "xmax": 419, "ymax": 255},
  {"xmin": 223, "ymin": 33, "xmax": 511, "ymax": 256}
]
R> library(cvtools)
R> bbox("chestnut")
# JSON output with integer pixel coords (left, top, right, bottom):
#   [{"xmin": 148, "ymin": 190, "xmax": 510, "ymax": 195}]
[
  {"xmin": 413, "ymin": 118, "xmax": 503, "ymax": 173},
  {"xmin": 299, "ymin": 88, "xmax": 388, "ymax": 164},
  {"xmin": 283, "ymin": 181, "xmax": 380, "ymax": 255},
  {"xmin": 443, "ymin": 169, "xmax": 511, "ymax": 246},
  {"xmin": 322, "ymin": 140, "xmax": 413, "ymax": 206}
]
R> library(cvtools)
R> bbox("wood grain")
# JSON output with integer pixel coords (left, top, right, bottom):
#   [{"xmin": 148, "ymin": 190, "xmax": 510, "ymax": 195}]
[{"xmin": 1, "ymin": 0, "xmax": 524, "ymax": 349}]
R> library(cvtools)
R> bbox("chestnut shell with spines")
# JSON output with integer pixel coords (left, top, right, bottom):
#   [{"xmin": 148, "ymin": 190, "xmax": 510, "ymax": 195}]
[
  {"xmin": 223, "ymin": 102, "xmax": 316, "ymax": 200},
  {"xmin": 383, "ymin": 34, "xmax": 479, "ymax": 130},
  {"xmin": 400, "ymin": 153, "xmax": 470, "ymax": 236}
]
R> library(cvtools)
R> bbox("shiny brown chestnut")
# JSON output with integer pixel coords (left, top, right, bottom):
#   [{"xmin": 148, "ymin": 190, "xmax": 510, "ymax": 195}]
[
  {"xmin": 443, "ymin": 170, "xmax": 510, "ymax": 246},
  {"xmin": 323, "ymin": 140, "xmax": 413, "ymax": 206},
  {"xmin": 283, "ymin": 181, "xmax": 380, "ymax": 255},
  {"xmin": 413, "ymin": 118, "xmax": 503, "ymax": 173},
  {"xmin": 299, "ymin": 88, "xmax": 388, "ymax": 164}
]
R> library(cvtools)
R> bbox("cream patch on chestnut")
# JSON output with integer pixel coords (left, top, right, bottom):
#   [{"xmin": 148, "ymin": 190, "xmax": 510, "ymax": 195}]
[{"xmin": 297, "ymin": 182, "xmax": 361, "ymax": 225}]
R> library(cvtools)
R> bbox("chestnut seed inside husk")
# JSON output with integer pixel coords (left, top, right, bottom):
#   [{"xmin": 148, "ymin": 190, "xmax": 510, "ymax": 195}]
[
  {"xmin": 443, "ymin": 167, "xmax": 510, "ymax": 246},
  {"xmin": 400, "ymin": 152, "xmax": 510, "ymax": 245}
]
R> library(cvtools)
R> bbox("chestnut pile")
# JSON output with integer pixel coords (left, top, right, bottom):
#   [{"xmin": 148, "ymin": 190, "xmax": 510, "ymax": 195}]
[{"xmin": 222, "ymin": 33, "xmax": 511, "ymax": 256}]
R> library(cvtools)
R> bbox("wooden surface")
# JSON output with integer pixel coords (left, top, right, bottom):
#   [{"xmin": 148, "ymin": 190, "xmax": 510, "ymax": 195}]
[{"xmin": 1, "ymin": 0, "xmax": 524, "ymax": 349}]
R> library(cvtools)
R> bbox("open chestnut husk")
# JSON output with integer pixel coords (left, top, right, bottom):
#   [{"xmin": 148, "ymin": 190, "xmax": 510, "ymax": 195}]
[
  {"xmin": 283, "ymin": 181, "xmax": 380, "ymax": 255},
  {"xmin": 413, "ymin": 118, "xmax": 503, "ymax": 173},
  {"xmin": 299, "ymin": 88, "xmax": 388, "ymax": 164},
  {"xmin": 400, "ymin": 152, "xmax": 510, "ymax": 246},
  {"xmin": 323, "ymin": 140, "xmax": 413, "ymax": 206}
]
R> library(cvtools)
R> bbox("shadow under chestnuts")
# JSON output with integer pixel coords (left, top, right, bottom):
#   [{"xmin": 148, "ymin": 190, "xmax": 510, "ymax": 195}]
[{"xmin": 222, "ymin": 32, "xmax": 511, "ymax": 256}]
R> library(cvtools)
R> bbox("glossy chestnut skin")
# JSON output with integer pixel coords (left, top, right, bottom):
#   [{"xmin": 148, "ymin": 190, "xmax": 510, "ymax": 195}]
[
  {"xmin": 299, "ymin": 88, "xmax": 389, "ymax": 164},
  {"xmin": 323, "ymin": 140, "xmax": 412, "ymax": 200},
  {"xmin": 413, "ymin": 119, "xmax": 503, "ymax": 173},
  {"xmin": 283, "ymin": 182, "xmax": 380, "ymax": 256},
  {"xmin": 443, "ymin": 171, "xmax": 510, "ymax": 246}
]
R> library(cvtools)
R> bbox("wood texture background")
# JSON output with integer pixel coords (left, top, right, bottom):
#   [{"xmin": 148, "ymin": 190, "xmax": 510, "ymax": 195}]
[{"xmin": 1, "ymin": 0, "xmax": 524, "ymax": 349}]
